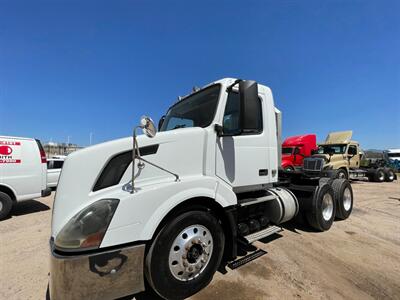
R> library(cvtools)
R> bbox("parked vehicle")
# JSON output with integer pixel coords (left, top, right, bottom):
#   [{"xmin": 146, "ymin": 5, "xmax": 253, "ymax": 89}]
[
  {"xmin": 47, "ymin": 157, "xmax": 65, "ymax": 188},
  {"xmin": 281, "ymin": 134, "xmax": 317, "ymax": 171},
  {"xmin": 49, "ymin": 79, "xmax": 354, "ymax": 300},
  {"xmin": 387, "ymin": 149, "xmax": 400, "ymax": 171},
  {"xmin": 303, "ymin": 131, "xmax": 397, "ymax": 182},
  {"xmin": 0, "ymin": 136, "xmax": 51, "ymax": 219}
]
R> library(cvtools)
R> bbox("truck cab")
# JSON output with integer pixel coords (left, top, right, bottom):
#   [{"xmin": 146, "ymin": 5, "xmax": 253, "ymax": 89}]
[
  {"xmin": 281, "ymin": 134, "xmax": 317, "ymax": 171},
  {"xmin": 49, "ymin": 79, "xmax": 354, "ymax": 300},
  {"xmin": 303, "ymin": 131, "xmax": 396, "ymax": 182}
]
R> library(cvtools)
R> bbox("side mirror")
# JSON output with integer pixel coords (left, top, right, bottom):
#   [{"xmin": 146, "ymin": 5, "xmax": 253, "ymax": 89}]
[
  {"xmin": 239, "ymin": 80, "xmax": 259, "ymax": 132},
  {"xmin": 294, "ymin": 147, "xmax": 300, "ymax": 155},
  {"xmin": 158, "ymin": 115, "xmax": 165, "ymax": 131},
  {"xmin": 140, "ymin": 116, "xmax": 157, "ymax": 138}
]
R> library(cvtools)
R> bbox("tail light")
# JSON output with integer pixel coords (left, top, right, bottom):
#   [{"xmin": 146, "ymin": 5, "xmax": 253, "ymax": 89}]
[
  {"xmin": 35, "ymin": 139, "xmax": 47, "ymax": 163},
  {"xmin": 40, "ymin": 149, "xmax": 47, "ymax": 163}
]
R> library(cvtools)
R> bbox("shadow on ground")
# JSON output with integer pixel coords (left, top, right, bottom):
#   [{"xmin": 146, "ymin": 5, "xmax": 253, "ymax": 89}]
[{"xmin": 10, "ymin": 199, "xmax": 50, "ymax": 218}]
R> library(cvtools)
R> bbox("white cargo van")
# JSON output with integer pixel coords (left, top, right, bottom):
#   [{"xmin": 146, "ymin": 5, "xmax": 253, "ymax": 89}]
[{"xmin": 0, "ymin": 136, "xmax": 51, "ymax": 219}]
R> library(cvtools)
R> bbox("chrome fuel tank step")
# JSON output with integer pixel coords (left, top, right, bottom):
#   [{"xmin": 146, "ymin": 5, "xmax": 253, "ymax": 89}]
[{"xmin": 243, "ymin": 225, "xmax": 282, "ymax": 244}]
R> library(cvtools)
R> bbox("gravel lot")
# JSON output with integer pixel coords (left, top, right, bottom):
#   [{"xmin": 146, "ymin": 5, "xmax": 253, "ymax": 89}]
[{"xmin": 0, "ymin": 180, "xmax": 399, "ymax": 300}]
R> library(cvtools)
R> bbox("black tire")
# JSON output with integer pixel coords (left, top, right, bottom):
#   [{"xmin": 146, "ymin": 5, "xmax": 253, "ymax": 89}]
[
  {"xmin": 145, "ymin": 210, "xmax": 225, "ymax": 300},
  {"xmin": 0, "ymin": 191, "xmax": 13, "ymax": 220},
  {"xmin": 331, "ymin": 179, "xmax": 353, "ymax": 220},
  {"xmin": 385, "ymin": 169, "xmax": 395, "ymax": 182},
  {"xmin": 336, "ymin": 169, "xmax": 348, "ymax": 179},
  {"xmin": 373, "ymin": 168, "xmax": 385, "ymax": 182},
  {"xmin": 306, "ymin": 183, "xmax": 336, "ymax": 231},
  {"xmin": 284, "ymin": 166, "xmax": 295, "ymax": 172}
]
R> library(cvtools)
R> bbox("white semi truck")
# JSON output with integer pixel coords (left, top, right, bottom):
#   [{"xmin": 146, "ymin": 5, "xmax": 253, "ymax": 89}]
[{"xmin": 49, "ymin": 78, "xmax": 354, "ymax": 300}]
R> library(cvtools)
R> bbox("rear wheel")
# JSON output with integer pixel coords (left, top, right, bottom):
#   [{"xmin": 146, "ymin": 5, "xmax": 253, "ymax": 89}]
[
  {"xmin": 0, "ymin": 191, "xmax": 13, "ymax": 220},
  {"xmin": 332, "ymin": 179, "xmax": 353, "ymax": 220},
  {"xmin": 306, "ymin": 184, "xmax": 336, "ymax": 231},
  {"xmin": 373, "ymin": 168, "xmax": 385, "ymax": 182},
  {"xmin": 145, "ymin": 210, "xmax": 224, "ymax": 300},
  {"xmin": 385, "ymin": 169, "xmax": 395, "ymax": 182}
]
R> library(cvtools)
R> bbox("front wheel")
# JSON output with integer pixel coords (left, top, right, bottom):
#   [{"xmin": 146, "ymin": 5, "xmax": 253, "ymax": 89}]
[
  {"xmin": 145, "ymin": 210, "xmax": 224, "ymax": 300},
  {"xmin": 336, "ymin": 169, "xmax": 348, "ymax": 179},
  {"xmin": 284, "ymin": 166, "xmax": 295, "ymax": 172}
]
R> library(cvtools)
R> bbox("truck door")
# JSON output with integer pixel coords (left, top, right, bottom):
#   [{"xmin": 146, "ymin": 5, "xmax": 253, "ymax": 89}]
[
  {"xmin": 216, "ymin": 89, "xmax": 271, "ymax": 191},
  {"xmin": 347, "ymin": 144, "xmax": 359, "ymax": 169}
]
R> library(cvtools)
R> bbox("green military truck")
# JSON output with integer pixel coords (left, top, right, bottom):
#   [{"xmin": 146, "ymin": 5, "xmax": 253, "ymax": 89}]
[{"xmin": 302, "ymin": 131, "xmax": 397, "ymax": 182}]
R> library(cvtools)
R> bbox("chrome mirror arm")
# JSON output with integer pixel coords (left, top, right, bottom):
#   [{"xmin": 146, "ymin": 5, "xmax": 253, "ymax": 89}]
[{"xmin": 138, "ymin": 156, "xmax": 180, "ymax": 182}]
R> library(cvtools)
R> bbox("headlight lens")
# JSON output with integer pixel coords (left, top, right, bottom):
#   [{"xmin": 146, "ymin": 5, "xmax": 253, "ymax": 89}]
[{"xmin": 55, "ymin": 199, "xmax": 119, "ymax": 251}]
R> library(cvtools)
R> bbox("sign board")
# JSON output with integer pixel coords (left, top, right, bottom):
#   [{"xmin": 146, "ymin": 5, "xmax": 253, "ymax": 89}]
[{"xmin": 0, "ymin": 140, "xmax": 22, "ymax": 163}]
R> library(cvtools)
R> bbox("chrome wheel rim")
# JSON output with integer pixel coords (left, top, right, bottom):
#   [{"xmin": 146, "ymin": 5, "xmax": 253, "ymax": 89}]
[
  {"xmin": 378, "ymin": 171, "xmax": 385, "ymax": 181},
  {"xmin": 168, "ymin": 224, "xmax": 213, "ymax": 282},
  {"xmin": 338, "ymin": 172, "xmax": 346, "ymax": 179},
  {"xmin": 322, "ymin": 193, "xmax": 334, "ymax": 221},
  {"xmin": 389, "ymin": 172, "xmax": 394, "ymax": 180},
  {"xmin": 0, "ymin": 201, "xmax": 3, "ymax": 212},
  {"xmin": 343, "ymin": 187, "xmax": 352, "ymax": 211}
]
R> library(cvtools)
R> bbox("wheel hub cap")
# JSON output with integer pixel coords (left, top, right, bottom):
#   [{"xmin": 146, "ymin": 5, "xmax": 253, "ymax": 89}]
[
  {"xmin": 379, "ymin": 172, "xmax": 384, "ymax": 181},
  {"xmin": 322, "ymin": 193, "xmax": 334, "ymax": 221},
  {"xmin": 169, "ymin": 224, "xmax": 213, "ymax": 282},
  {"xmin": 343, "ymin": 187, "xmax": 352, "ymax": 211},
  {"xmin": 0, "ymin": 201, "xmax": 3, "ymax": 212}
]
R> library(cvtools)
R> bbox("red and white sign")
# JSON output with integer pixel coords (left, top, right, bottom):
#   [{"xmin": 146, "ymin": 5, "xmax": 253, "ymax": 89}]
[{"xmin": 0, "ymin": 140, "xmax": 21, "ymax": 163}]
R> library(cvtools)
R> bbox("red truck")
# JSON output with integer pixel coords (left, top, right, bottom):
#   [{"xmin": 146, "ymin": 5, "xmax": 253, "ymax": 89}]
[{"xmin": 281, "ymin": 134, "xmax": 317, "ymax": 171}]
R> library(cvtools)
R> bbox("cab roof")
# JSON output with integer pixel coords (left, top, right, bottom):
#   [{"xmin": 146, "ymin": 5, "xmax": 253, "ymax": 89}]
[{"xmin": 283, "ymin": 134, "xmax": 316, "ymax": 146}]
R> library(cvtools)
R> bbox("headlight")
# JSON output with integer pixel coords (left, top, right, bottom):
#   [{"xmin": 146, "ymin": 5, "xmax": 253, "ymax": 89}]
[{"xmin": 55, "ymin": 199, "xmax": 119, "ymax": 251}]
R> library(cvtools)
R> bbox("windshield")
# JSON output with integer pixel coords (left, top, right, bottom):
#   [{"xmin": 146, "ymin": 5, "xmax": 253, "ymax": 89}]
[
  {"xmin": 160, "ymin": 85, "xmax": 221, "ymax": 131},
  {"xmin": 282, "ymin": 147, "xmax": 293, "ymax": 155},
  {"xmin": 318, "ymin": 144, "xmax": 347, "ymax": 154}
]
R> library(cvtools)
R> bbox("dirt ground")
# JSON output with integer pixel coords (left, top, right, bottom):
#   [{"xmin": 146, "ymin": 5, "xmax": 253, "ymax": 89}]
[{"xmin": 0, "ymin": 180, "xmax": 399, "ymax": 300}]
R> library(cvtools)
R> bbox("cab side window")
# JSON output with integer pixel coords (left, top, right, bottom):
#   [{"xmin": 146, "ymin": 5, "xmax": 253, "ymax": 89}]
[
  {"xmin": 348, "ymin": 145, "xmax": 357, "ymax": 155},
  {"xmin": 222, "ymin": 91, "xmax": 263, "ymax": 135}
]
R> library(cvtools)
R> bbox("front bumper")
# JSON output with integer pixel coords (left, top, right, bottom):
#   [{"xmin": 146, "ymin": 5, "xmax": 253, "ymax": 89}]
[{"xmin": 49, "ymin": 240, "xmax": 145, "ymax": 300}]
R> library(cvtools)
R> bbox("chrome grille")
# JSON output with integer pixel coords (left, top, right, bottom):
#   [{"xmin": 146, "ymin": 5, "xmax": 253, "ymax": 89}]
[{"xmin": 303, "ymin": 157, "xmax": 324, "ymax": 172}]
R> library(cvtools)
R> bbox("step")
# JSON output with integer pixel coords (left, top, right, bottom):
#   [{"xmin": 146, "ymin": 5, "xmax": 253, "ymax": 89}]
[
  {"xmin": 244, "ymin": 225, "xmax": 283, "ymax": 244},
  {"xmin": 227, "ymin": 249, "xmax": 267, "ymax": 270},
  {"xmin": 239, "ymin": 195, "xmax": 277, "ymax": 207}
]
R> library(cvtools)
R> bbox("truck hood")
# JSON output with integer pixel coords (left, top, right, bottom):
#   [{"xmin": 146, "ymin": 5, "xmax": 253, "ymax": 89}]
[
  {"xmin": 52, "ymin": 127, "xmax": 208, "ymax": 236},
  {"xmin": 324, "ymin": 131, "xmax": 353, "ymax": 144}
]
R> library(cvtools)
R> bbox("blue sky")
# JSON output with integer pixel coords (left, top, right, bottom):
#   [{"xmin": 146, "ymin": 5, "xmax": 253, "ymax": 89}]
[{"xmin": 1, "ymin": 0, "xmax": 399, "ymax": 149}]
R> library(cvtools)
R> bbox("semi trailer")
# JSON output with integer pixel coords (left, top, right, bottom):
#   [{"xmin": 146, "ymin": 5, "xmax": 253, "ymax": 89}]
[
  {"xmin": 49, "ymin": 78, "xmax": 354, "ymax": 300},
  {"xmin": 303, "ymin": 131, "xmax": 397, "ymax": 182},
  {"xmin": 281, "ymin": 134, "xmax": 317, "ymax": 172}
]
